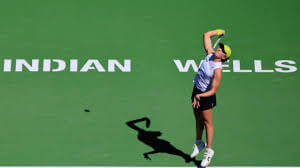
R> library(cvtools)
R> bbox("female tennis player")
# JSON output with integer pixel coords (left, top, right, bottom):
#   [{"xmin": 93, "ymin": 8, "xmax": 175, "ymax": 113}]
[{"xmin": 190, "ymin": 29, "xmax": 231, "ymax": 167}]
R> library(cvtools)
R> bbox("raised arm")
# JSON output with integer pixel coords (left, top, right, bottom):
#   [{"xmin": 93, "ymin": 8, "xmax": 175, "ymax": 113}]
[{"xmin": 203, "ymin": 29, "xmax": 225, "ymax": 54}]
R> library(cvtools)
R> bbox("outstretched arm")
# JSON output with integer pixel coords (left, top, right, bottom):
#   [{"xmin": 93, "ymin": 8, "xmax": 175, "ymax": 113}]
[
  {"xmin": 203, "ymin": 29, "xmax": 225, "ymax": 54},
  {"xmin": 126, "ymin": 117, "xmax": 151, "ymax": 131}
]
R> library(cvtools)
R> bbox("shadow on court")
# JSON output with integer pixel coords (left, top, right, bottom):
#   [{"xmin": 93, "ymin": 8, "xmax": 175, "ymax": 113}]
[{"xmin": 126, "ymin": 117, "xmax": 202, "ymax": 167}]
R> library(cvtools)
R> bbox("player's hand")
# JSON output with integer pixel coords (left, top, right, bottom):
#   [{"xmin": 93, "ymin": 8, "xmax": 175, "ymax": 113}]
[
  {"xmin": 216, "ymin": 29, "xmax": 225, "ymax": 36},
  {"xmin": 195, "ymin": 94, "xmax": 201, "ymax": 108},
  {"xmin": 192, "ymin": 96, "xmax": 200, "ymax": 109},
  {"xmin": 192, "ymin": 97, "xmax": 196, "ymax": 108}
]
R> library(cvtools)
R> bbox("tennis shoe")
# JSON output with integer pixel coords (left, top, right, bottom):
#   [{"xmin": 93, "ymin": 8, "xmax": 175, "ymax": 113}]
[
  {"xmin": 190, "ymin": 140, "xmax": 206, "ymax": 158},
  {"xmin": 201, "ymin": 148, "xmax": 214, "ymax": 167}
]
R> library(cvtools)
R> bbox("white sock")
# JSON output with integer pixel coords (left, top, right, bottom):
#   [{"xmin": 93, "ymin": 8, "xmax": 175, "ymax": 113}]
[{"xmin": 206, "ymin": 148, "xmax": 213, "ymax": 152}]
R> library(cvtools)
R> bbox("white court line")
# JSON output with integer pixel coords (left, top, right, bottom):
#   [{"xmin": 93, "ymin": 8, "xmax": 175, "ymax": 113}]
[{"xmin": 0, "ymin": 167, "xmax": 299, "ymax": 168}]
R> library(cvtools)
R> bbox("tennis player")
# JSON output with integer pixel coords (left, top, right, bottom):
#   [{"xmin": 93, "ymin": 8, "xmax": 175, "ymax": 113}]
[{"xmin": 190, "ymin": 29, "xmax": 231, "ymax": 167}]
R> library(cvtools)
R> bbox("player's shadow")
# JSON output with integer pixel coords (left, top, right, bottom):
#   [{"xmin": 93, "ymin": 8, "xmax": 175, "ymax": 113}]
[{"xmin": 126, "ymin": 117, "xmax": 202, "ymax": 167}]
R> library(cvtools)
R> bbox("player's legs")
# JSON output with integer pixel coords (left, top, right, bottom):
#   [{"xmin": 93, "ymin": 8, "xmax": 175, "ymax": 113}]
[
  {"xmin": 190, "ymin": 107, "xmax": 206, "ymax": 158},
  {"xmin": 193, "ymin": 107, "xmax": 204, "ymax": 140},
  {"xmin": 200, "ymin": 108, "xmax": 215, "ymax": 167},
  {"xmin": 202, "ymin": 108, "xmax": 213, "ymax": 148}
]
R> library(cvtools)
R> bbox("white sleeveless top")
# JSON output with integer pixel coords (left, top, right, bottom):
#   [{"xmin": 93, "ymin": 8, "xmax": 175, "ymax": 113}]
[{"xmin": 193, "ymin": 53, "xmax": 222, "ymax": 92}]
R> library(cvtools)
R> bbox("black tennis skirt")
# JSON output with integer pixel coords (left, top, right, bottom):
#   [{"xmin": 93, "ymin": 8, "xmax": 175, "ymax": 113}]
[{"xmin": 191, "ymin": 85, "xmax": 216, "ymax": 111}]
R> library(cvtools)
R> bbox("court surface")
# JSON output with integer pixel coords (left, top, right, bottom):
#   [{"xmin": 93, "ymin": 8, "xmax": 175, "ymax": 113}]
[{"xmin": 0, "ymin": 0, "xmax": 299, "ymax": 166}]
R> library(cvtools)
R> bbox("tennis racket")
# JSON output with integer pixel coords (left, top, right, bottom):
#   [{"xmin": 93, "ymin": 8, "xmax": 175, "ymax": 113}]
[{"xmin": 213, "ymin": 35, "xmax": 223, "ymax": 49}]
